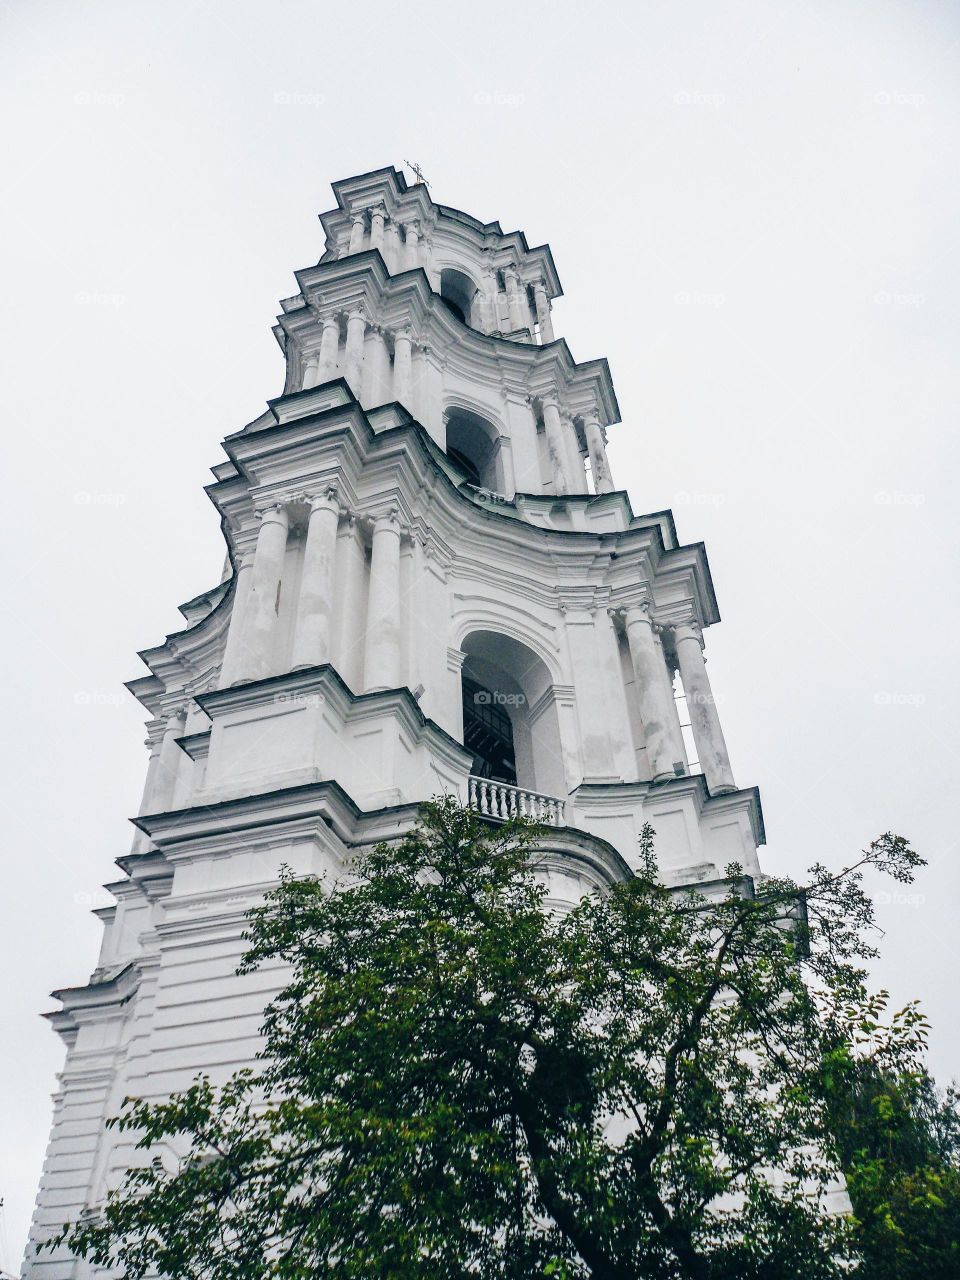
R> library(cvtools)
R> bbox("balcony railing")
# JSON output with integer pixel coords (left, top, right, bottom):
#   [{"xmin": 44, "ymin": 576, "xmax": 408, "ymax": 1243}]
[{"xmin": 468, "ymin": 775, "xmax": 566, "ymax": 826}]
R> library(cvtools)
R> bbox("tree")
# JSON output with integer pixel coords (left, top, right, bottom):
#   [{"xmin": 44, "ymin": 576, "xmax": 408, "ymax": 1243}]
[
  {"xmin": 46, "ymin": 798, "xmax": 932, "ymax": 1279},
  {"xmin": 834, "ymin": 1062, "xmax": 960, "ymax": 1278}
]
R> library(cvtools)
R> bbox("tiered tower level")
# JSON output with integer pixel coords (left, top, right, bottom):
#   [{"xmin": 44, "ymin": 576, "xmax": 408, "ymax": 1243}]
[{"xmin": 27, "ymin": 166, "xmax": 765, "ymax": 1268}]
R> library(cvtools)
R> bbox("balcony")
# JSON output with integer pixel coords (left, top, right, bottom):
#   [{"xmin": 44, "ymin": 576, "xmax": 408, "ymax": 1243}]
[{"xmin": 467, "ymin": 775, "xmax": 566, "ymax": 826}]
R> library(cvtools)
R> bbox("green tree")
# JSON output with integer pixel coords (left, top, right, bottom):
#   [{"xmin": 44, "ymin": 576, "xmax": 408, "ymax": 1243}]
[
  {"xmin": 46, "ymin": 799, "xmax": 933, "ymax": 1278},
  {"xmin": 833, "ymin": 1062, "xmax": 960, "ymax": 1278}
]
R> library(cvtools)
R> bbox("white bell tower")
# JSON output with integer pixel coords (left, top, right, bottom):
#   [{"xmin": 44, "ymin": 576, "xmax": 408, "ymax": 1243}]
[{"xmin": 26, "ymin": 165, "xmax": 764, "ymax": 1273}]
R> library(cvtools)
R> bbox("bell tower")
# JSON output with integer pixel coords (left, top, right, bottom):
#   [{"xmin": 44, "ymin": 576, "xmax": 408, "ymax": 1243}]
[{"xmin": 26, "ymin": 165, "xmax": 764, "ymax": 1273}]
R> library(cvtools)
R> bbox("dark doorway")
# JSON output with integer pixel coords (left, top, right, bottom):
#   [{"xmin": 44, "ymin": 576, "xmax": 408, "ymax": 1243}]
[{"xmin": 461, "ymin": 676, "xmax": 517, "ymax": 784}]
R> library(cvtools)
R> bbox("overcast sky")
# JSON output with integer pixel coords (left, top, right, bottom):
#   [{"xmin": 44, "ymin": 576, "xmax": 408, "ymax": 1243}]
[{"xmin": 1, "ymin": 0, "xmax": 957, "ymax": 1268}]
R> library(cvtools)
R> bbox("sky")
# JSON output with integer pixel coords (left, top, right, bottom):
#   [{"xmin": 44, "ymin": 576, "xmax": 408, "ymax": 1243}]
[{"xmin": 1, "ymin": 0, "xmax": 957, "ymax": 1268}]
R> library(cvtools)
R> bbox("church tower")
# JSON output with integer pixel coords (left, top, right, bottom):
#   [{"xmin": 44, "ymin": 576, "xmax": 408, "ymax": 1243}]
[{"xmin": 26, "ymin": 166, "xmax": 764, "ymax": 1272}]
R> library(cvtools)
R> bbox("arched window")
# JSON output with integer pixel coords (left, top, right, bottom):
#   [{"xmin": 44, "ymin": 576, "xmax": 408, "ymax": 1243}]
[
  {"xmin": 440, "ymin": 268, "xmax": 477, "ymax": 327},
  {"xmin": 460, "ymin": 630, "xmax": 566, "ymax": 798},
  {"xmin": 445, "ymin": 408, "xmax": 504, "ymax": 493}
]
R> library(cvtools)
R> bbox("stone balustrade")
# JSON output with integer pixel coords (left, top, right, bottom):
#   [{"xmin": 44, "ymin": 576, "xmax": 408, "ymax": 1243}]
[{"xmin": 468, "ymin": 775, "xmax": 566, "ymax": 826}]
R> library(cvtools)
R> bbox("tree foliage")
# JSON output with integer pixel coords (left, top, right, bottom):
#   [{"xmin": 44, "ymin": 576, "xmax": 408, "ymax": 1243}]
[
  {"xmin": 44, "ymin": 798, "xmax": 943, "ymax": 1278},
  {"xmin": 835, "ymin": 1063, "xmax": 960, "ymax": 1277}
]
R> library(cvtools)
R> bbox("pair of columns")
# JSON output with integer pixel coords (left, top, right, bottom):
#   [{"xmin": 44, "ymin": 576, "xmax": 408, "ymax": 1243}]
[
  {"xmin": 220, "ymin": 492, "xmax": 339, "ymax": 687},
  {"xmin": 541, "ymin": 397, "xmax": 615, "ymax": 496},
  {"xmin": 301, "ymin": 312, "xmax": 416, "ymax": 409},
  {"xmin": 347, "ymin": 207, "xmax": 423, "ymax": 274},
  {"xmin": 617, "ymin": 603, "xmax": 735, "ymax": 794},
  {"xmin": 219, "ymin": 495, "xmax": 406, "ymax": 695}
]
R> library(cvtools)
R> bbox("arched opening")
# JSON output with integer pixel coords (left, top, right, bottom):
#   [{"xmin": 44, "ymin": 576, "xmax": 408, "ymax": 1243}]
[
  {"xmin": 460, "ymin": 630, "xmax": 566, "ymax": 799},
  {"xmin": 440, "ymin": 268, "xmax": 477, "ymax": 327},
  {"xmin": 445, "ymin": 408, "xmax": 505, "ymax": 493}
]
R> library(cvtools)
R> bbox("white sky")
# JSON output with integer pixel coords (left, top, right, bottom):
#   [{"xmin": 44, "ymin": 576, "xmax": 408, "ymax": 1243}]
[{"xmin": 1, "ymin": 0, "xmax": 957, "ymax": 1268}]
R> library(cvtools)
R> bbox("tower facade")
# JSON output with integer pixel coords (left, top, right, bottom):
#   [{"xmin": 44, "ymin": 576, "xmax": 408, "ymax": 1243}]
[{"xmin": 26, "ymin": 166, "xmax": 764, "ymax": 1273}]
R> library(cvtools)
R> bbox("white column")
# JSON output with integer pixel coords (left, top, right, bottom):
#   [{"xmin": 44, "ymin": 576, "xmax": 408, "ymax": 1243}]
[
  {"xmin": 146, "ymin": 707, "xmax": 187, "ymax": 814},
  {"xmin": 344, "ymin": 308, "xmax": 366, "ymax": 394},
  {"xmin": 403, "ymin": 221, "xmax": 420, "ymax": 271},
  {"xmin": 334, "ymin": 514, "xmax": 367, "ymax": 691},
  {"xmin": 348, "ymin": 213, "xmax": 365, "ymax": 254},
  {"xmin": 673, "ymin": 621, "xmax": 736, "ymax": 794},
  {"xmin": 541, "ymin": 395, "xmax": 571, "ymax": 495},
  {"xmin": 393, "ymin": 328, "xmax": 413, "ymax": 405},
  {"xmin": 584, "ymin": 411, "xmax": 615, "ymax": 493},
  {"xmin": 383, "ymin": 219, "xmax": 401, "ymax": 272},
  {"xmin": 369, "ymin": 205, "xmax": 385, "ymax": 253},
  {"xmin": 561, "ymin": 410, "xmax": 588, "ymax": 494},
  {"xmin": 316, "ymin": 313, "xmax": 341, "ymax": 382},
  {"xmin": 504, "ymin": 265, "xmax": 526, "ymax": 331},
  {"xmin": 131, "ymin": 736, "xmax": 161, "ymax": 850},
  {"xmin": 362, "ymin": 324, "xmax": 391, "ymax": 406},
  {"xmin": 236, "ymin": 503, "xmax": 289, "ymax": 683},
  {"xmin": 363, "ymin": 511, "xmax": 402, "ymax": 691},
  {"xmin": 621, "ymin": 603, "xmax": 687, "ymax": 783},
  {"xmin": 300, "ymin": 350, "xmax": 320, "ymax": 391},
  {"xmin": 291, "ymin": 490, "xmax": 340, "ymax": 670},
  {"xmin": 219, "ymin": 553, "xmax": 254, "ymax": 686},
  {"xmin": 420, "ymin": 235, "xmax": 436, "ymax": 286},
  {"xmin": 533, "ymin": 279, "xmax": 554, "ymax": 343}
]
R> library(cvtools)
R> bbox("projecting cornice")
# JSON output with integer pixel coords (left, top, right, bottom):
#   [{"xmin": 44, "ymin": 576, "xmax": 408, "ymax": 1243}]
[
  {"xmin": 121, "ymin": 386, "xmax": 720, "ymax": 711},
  {"xmin": 275, "ymin": 254, "xmax": 614, "ymax": 425},
  {"xmin": 316, "ymin": 164, "xmax": 562, "ymax": 299}
]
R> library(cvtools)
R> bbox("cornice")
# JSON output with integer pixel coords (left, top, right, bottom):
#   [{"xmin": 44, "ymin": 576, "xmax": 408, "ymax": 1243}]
[{"xmin": 281, "ymin": 255, "xmax": 609, "ymax": 421}]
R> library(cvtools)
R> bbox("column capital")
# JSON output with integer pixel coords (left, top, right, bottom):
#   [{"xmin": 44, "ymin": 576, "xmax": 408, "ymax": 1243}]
[
  {"xmin": 350, "ymin": 211, "xmax": 365, "ymax": 226},
  {"xmin": 255, "ymin": 500, "xmax": 288, "ymax": 522},
  {"xmin": 672, "ymin": 618, "xmax": 704, "ymax": 647},
  {"xmin": 297, "ymin": 486, "xmax": 340, "ymax": 514},
  {"xmin": 372, "ymin": 506, "xmax": 402, "ymax": 535},
  {"xmin": 622, "ymin": 597, "xmax": 654, "ymax": 622}
]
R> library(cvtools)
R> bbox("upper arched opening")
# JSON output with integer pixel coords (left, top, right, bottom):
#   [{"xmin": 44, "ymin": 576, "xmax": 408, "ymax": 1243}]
[
  {"xmin": 439, "ymin": 268, "xmax": 478, "ymax": 327},
  {"xmin": 445, "ymin": 408, "xmax": 504, "ymax": 494}
]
